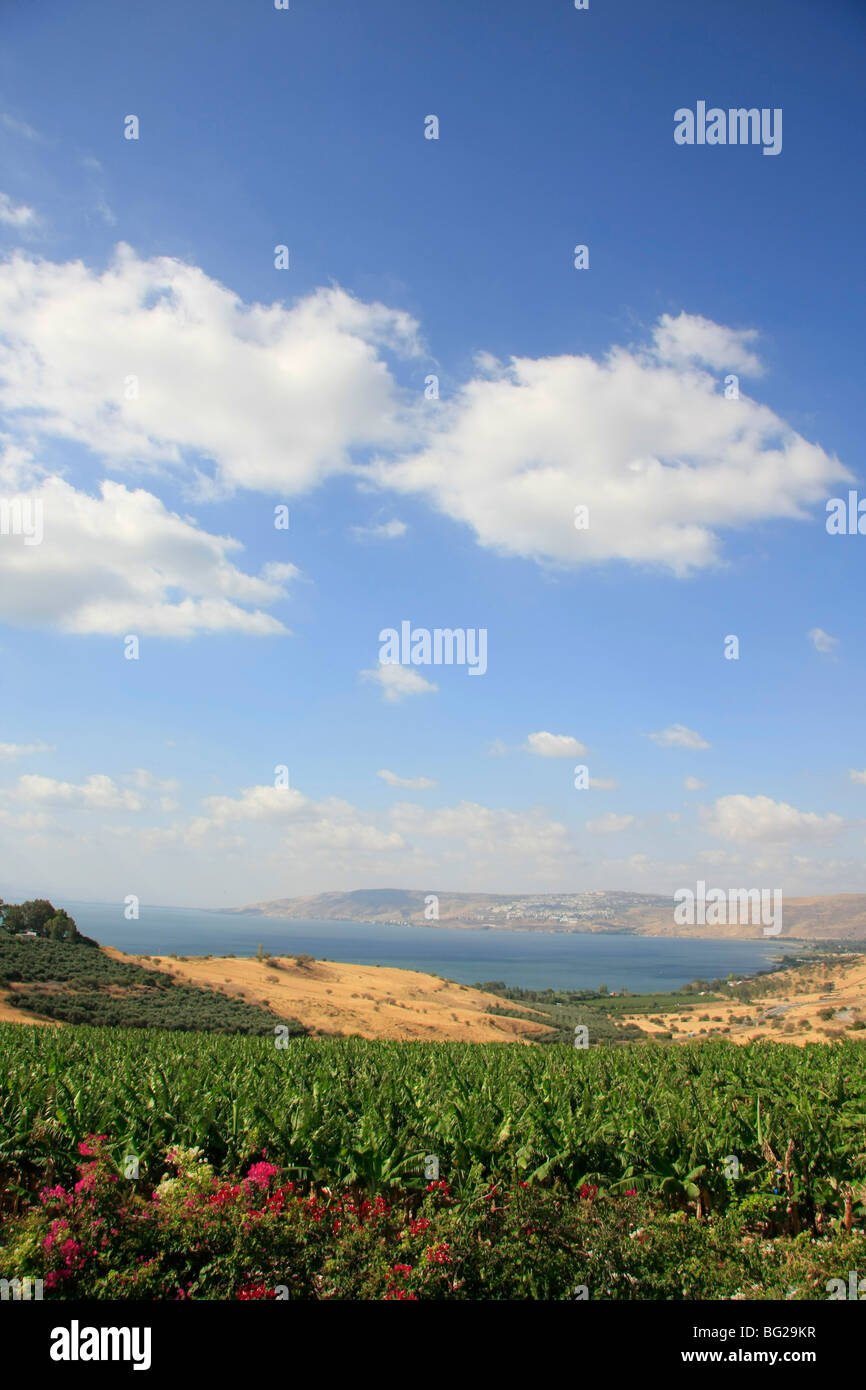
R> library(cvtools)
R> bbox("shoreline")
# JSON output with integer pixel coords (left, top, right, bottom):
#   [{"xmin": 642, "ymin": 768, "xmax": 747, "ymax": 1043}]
[{"xmin": 218, "ymin": 909, "xmax": 819, "ymax": 942}]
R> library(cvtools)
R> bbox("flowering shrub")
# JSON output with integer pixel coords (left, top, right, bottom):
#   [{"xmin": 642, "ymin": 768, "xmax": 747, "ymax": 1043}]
[{"xmin": 1, "ymin": 1135, "xmax": 863, "ymax": 1300}]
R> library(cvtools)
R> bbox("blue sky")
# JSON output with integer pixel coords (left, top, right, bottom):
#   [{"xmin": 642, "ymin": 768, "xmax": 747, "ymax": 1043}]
[{"xmin": 0, "ymin": 0, "xmax": 864, "ymax": 908}]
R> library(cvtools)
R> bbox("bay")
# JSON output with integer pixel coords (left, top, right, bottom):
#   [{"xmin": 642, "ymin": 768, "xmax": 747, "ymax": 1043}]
[{"xmin": 67, "ymin": 900, "xmax": 785, "ymax": 994}]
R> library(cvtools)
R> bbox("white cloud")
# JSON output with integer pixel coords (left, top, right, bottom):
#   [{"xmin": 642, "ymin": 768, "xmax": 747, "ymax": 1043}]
[
  {"xmin": 651, "ymin": 312, "xmax": 764, "ymax": 376},
  {"xmin": 0, "ymin": 469, "xmax": 298, "ymax": 636},
  {"xmin": 0, "ymin": 246, "xmax": 421, "ymax": 494},
  {"xmin": 1, "ymin": 115, "xmax": 40, "ymax": 140},
  {"xmin": 649, "ymin": 724, "xmax": 710, "ymax": 750},
  {"xmin": 3, "ymin": 768, "xmax": 862, "ymax": 903},
  {"xmin": 127, "ymin": 769, "xmax": 180, "ymax": 795},
  {"xmin": 0, "ymin": 193, "xmax": 37, "ymax": 229},
  {"xmin": 377, "ymin": 769, "xmax": 436, "ymax": 789},
  {"xmin": 808, "ymin": 627, "xmax": 838, "ymax": 654},
  {"xmin": 585, "ymin": 812, "xmax": 634, "ymax": 834},
  {"xmin": 684, "ymin": 776, "xmax": 706, "ymax": 790},
  {"xmin": 589, "ymin": 777, "xmax": 618, "ymax": 790},
  {"xmin": 0, "ymin": 249, "xmax": 847, "ymax": 581},
  {"xmin": 702, "ymin": 794, "xmax": 844, "ymax": 844},
  {"xmin": 368, "ymin": 313, "xmax": 846, "ymax": 575},
  {"xmin": 3, "ymin": 783, "xmax": 576, "ymax": 898},
  {"xmin": 0, "ymin": 742, "xmax": 53, "ymax": 758},
  {"xmin": 14, "ymin": 773, "xmax": 144, "ymax": 812},
  {"xmin": 361, "ymin": 663, "xmax": 437, "ymax": 702},
  {"xmin": 849, "ymin": 769, "xmax": 866, "ymax": 785},
  {"xmin": 202, "ymin": 784, "xmax": 309, "ymax": 824},
  {"xmin": 197, "ymin": 783, "xmax": 406, "ymax": 855},
  {"xmin": 208, "ymin": 790, "xmax": 570, "ymax": 867},
  {"xmin": 389, "ymin": 799, "xmax": 571, "ymax": 866},
  {"xmin": 525, "ymin": 731, "xmax": 588, "ymax": 758},
  {"xmin": 351, "ymin": 519, "xmax": 407, "ymax": 540},
  {"xmin": 0, "ymin": 809, "xmax": 54, "ymax": 832}
]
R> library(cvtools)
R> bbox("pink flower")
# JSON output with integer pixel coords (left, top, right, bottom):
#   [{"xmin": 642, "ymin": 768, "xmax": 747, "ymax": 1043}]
[
  {"xmin": 76, "ymin": 1134, "xmax": 108, "ymax": 1157},
  {"xmin": 44, "ymin": 1217, "xmax": 69, "ymax": 1252},
  {"xmin": 58, "ymin": 1236, "xmax": 86, "ymax": 1271},
  {"xmin": 39, "ymin": 1184, "xmax": 68, "ymax": 1205},
  {"xmin": 244, "ymin": 1160, "xmax": 280, "ymax": 1190}
]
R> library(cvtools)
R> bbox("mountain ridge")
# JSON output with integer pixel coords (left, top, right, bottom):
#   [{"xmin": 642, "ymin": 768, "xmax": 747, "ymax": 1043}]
[{"xmin": 224, "ymin": 889, "xmax": 866, "ymax": 940}]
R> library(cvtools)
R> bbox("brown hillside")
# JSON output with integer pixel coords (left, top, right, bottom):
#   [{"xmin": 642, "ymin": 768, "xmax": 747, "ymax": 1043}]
[
  {"xmin": 621, "ymin": 953, "xmax": 866, "ymax": 1046},
  {"xmin": 105, "ymin": 949, "xmax": 551, "ymax": 1043}
]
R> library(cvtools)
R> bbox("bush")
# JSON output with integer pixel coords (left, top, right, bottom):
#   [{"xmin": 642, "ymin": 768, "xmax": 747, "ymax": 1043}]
[{"xmin": 2, "ymin": 1140, "xmax": 861, "ymax": 1301}]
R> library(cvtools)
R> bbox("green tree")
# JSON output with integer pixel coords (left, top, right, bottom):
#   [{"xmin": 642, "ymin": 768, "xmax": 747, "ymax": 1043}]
[
  {"xmin": 45, "ymin": 910, "xmax": 79, "ymax": 942},
  {"xmin": 0, "ymin": 899, "xmax": 86, "ymax": 943},
  {"xmin": 1, "ymin": 899, "xmax": 58, "ymax": 936}
]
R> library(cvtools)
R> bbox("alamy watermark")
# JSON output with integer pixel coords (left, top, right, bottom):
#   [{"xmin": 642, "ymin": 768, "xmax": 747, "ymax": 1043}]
[
  {"xmin": 1, "ymin": 1276, "xmax": 43, "ymax": 1300},
  {"xmin": 673, "ymin": 881, "xmax": 782, "ymax": 936},
  {"xmin": 827, "ymin": 1270, "xmax": 866, "ymax": 1300},
  {"xmin": 379, "ymin": 622, "xmax": 487, "ymax": 676},
  {"xmin": 674, "ymin": 103, "xmax": 782, "ymax": 156},
  {"xmin": 50, "ymin": 1322, "xmax": 151, "ymax": 1370},
  {"xmin": 0, "ymin": 496, "xmax": 43, "ymax": 545},
  {"xmin": 826, "ymin": 491, "xmax": 866, "ymax": 535}
]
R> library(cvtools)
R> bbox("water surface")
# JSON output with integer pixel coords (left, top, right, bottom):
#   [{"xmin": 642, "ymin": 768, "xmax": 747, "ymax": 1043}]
[{"xmin": 67, "ymin": 901, "xmax": 785, "ymax": 993}]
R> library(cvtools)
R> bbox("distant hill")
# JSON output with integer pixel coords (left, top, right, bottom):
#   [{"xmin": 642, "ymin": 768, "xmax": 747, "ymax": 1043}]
[{"xmin": 227, "ymin": 888, "xmax": 866, "ymax": 940}]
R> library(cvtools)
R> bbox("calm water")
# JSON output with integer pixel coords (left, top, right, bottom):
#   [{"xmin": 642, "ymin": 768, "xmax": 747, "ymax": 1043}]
[{"xmin": 68, "ymin": 901, "xmax": 784, "ymax": 994}]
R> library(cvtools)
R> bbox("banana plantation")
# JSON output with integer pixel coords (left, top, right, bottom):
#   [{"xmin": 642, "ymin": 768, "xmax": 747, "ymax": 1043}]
[{"xmin": 2, "ymin": 1024, "xmax": 863, "ymax": 1226}]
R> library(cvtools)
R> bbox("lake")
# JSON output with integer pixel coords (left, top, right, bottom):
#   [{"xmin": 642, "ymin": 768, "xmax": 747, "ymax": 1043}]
[{"xmin": 67, "ymin": 901, "xmax": 787, "ymax": 994}]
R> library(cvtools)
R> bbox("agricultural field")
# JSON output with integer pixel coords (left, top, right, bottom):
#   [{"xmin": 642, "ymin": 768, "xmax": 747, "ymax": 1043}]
[
  {"xmin": 1, "ymin": 1024, "xmax": 865, "ymax": 1299},
  {"xmin": 2, "ymin": 1024, "xmax": 865, "ymax": 1207}
]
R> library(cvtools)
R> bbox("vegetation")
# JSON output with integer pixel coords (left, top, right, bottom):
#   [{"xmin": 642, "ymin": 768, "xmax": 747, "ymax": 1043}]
[
  {"xmin": 473, "ymin": 981, "xmax": 705, "ymax": 1044},
  {"xmin": 474, "ymin": 949, "xmax": 866, "ymax": 1045},
  {"xmin": 0, "ymin": 898, "xmax": 96, "ymax": 946},
  {"xmin": 1, "ymin": 1026, "xmax": 863, "ymax": 1233},
  {"xmin": 0, "ymin": 909, "xmax": 862, "ymax": 1300},
  {"xmin": 2, "ymin": 1137, "xmax": 862, "ymax": 1300},
  {"xmin": 697, "ymin": 948, "xmax": 862, "ymax": 1007},
  {"xmin": 0, "ymin": 933, "xmax": 307, "ymax": 1036}
]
